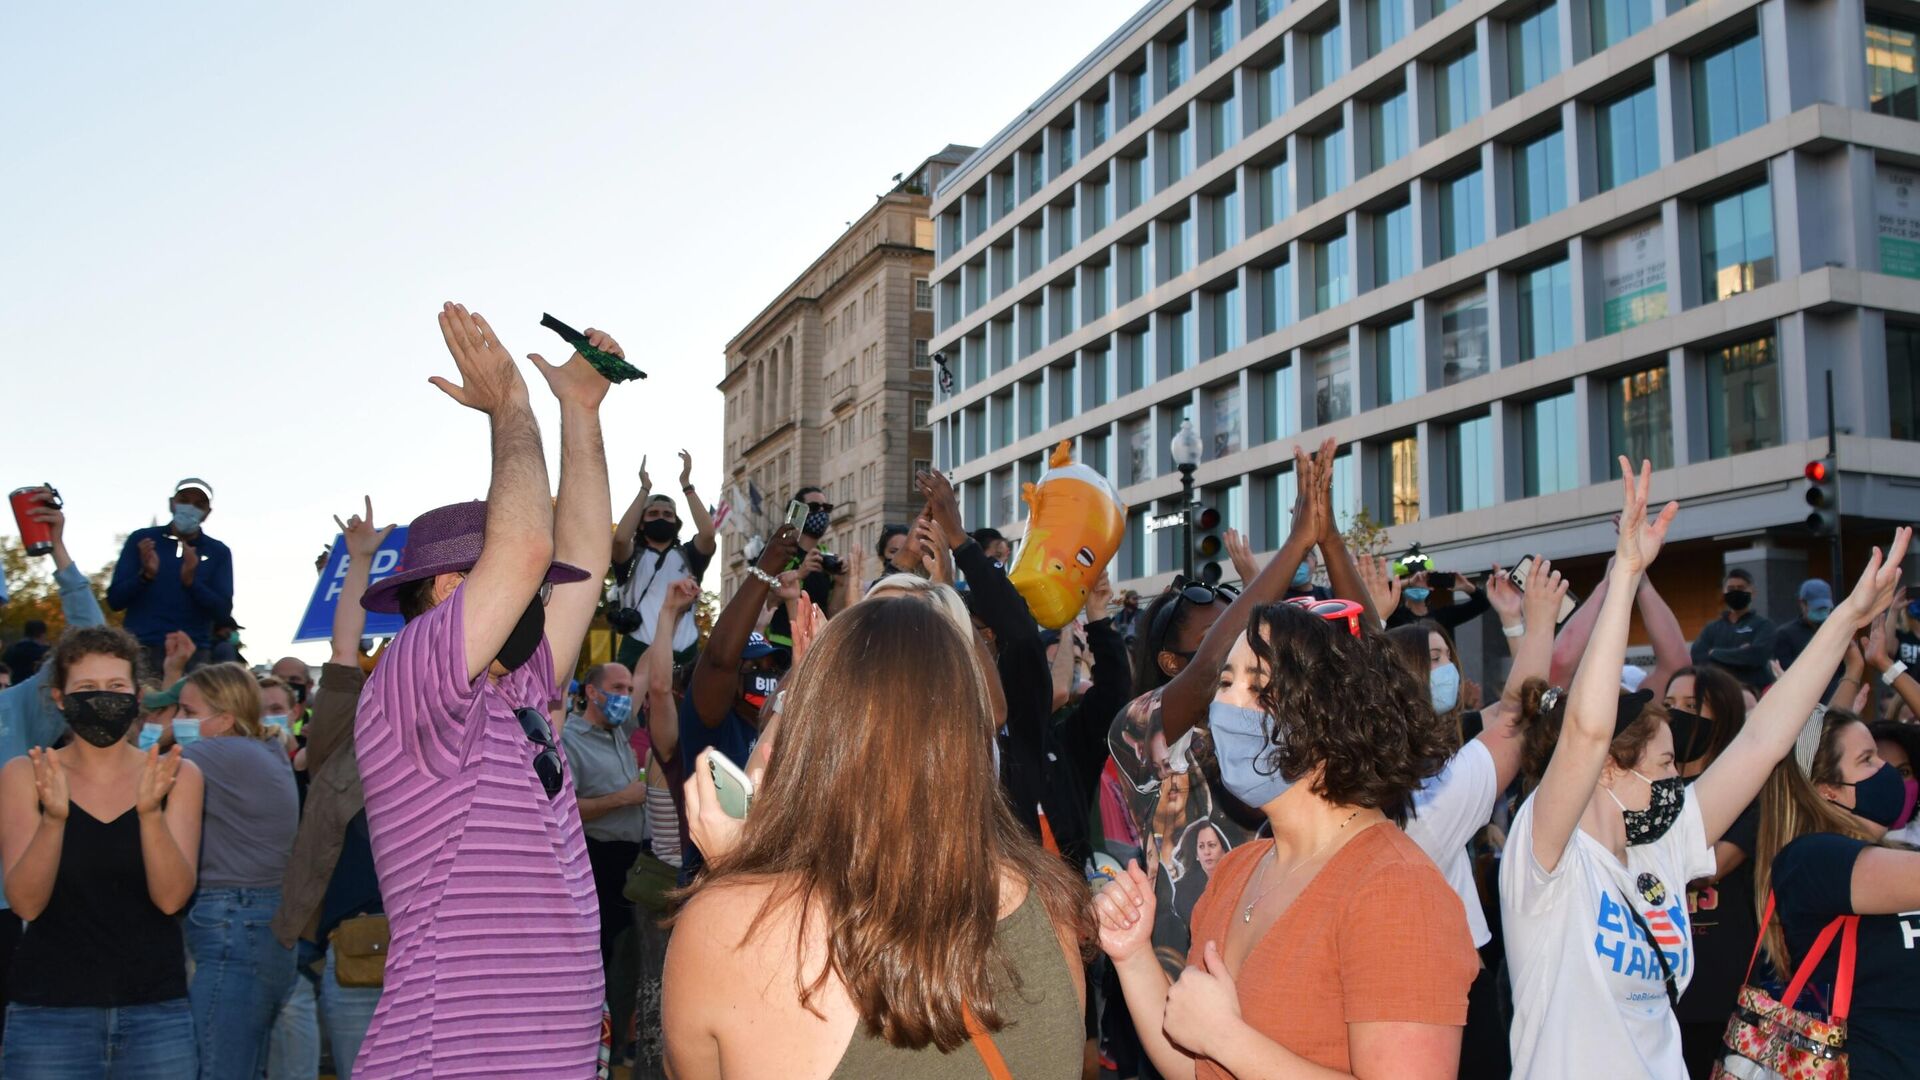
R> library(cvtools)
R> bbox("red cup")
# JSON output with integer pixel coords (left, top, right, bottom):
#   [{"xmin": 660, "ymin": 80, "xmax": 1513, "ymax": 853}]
[{"xmin": 10, "ymin": 485, "xmax": 61, "ymax": 557}]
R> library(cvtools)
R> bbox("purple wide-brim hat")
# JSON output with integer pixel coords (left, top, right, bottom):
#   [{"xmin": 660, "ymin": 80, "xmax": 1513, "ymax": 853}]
[{"xmin": 361, "ymin": 500, "xmax": 590, "ymax": 614}]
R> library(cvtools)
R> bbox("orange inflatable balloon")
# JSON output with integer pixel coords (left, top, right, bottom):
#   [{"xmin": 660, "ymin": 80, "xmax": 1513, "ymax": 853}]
[{"xmin": 1008, "ymin": 441, "xmax": 1129, "ymax": 630}]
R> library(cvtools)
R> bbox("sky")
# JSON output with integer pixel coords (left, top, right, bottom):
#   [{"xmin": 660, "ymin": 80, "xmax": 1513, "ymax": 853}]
[{"xmin": 0, "ymin": 0, "xmax": 1131, "ymax": 665}]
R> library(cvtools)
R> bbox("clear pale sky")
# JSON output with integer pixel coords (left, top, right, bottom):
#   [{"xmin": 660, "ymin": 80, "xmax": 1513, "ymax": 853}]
[{"xmin": 1, "ymin": 1, "xmax": 1127, "ymax": 665}]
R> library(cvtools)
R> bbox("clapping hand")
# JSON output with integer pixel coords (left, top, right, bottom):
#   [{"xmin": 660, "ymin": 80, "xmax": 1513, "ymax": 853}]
[
  {"xmin": 431, "ymin": 303, "xmax": 531, "ymax": 415},
  {"xmin": 139, "ymin": 537, "xmax": 160, "ymax": 580},
  {"xmin": 28, "ymin": 747, "xmax": 69, "ymax": 822},
  {"xmin": 915, "ymin": 470, "xmax": 965, "ymax": 547},
  {"xmin": 914, "ymin": 515, "xmax": 956, "ymax": 585},
  {"xmin": 135, "ymin": 745, "xmax": 183, "ymax": 817},
  {"xmin": 179, "ymin": 538, "xmax": 198, "ymax": 586},
  {"xmin": 530, "ymin": 326, "xmax": 623, "ymax": 411},
  {"xmin": 791, "ymin": 593, "xmax": 829, "ymax": 665}
]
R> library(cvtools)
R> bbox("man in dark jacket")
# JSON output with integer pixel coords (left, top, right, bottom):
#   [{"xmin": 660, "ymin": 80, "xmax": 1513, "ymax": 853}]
[
  {"xmin": 1690, "ymin": 567, "xmax": 1777, "ymax": 690},
  {"xmin": 106, "ymin": 477, "xmax": 234, "ymax": 674}
]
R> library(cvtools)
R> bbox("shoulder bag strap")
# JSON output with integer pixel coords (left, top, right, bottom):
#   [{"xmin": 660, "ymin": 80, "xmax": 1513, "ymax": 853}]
[
  {"xmin": 1828, "ymin": 916, "xmax": 1860, "ymax": 1023},
  {"xmin": 1616, "ymin": 889, "xmax": 1679, "ymax": 1010},
  {"xmin": 963, "ymin": 1004, "xmax": 1013, "ymax": 1080},
  {"xmin": 1742, "ymin": 890, "xmax": 1777, "ymax": 984},
  {"xmin": 1779, "ymin": 913, "xmax": 1850, "ymax": 1013}
]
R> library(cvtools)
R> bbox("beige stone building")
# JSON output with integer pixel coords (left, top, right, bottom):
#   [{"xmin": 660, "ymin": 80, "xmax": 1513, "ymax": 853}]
[{"xmin": 718, "ymin": 147, "xmax": 974, "ymax": 599}]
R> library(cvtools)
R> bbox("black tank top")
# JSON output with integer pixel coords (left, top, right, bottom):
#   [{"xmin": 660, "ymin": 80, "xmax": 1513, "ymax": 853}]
[{"xmin": 12, "ymin": 805, "xmax": 187, "ymax": 1006}]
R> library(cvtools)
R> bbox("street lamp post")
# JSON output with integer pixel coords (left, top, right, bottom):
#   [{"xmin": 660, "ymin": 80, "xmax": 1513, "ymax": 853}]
[{"xmin": 1170, "ymin": 419, "xmax": 1203, "ymax": 580}]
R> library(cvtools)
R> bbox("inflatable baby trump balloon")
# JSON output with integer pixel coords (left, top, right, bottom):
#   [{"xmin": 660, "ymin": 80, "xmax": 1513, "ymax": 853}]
[{"xmin": 1008, "ymin": 441, "xmax": 1129, "ymax": 630}]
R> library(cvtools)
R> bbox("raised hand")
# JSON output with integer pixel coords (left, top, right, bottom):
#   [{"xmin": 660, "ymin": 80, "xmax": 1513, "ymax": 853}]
[
  {"xmin": 24, "ymin": 493, "xmax": 64, "ymax": 558},
  {"xmin": 1865, "ymin": 608, "xmax": 1898, "ymax": 673},
  {"xmin": 678, "ymin": 450, "xmax": 694, "ymax": 490},
  {"xmin": 1091, "ymin": 860, "xmax": 1157, "ymax": 963},
  {"xmin": 1306, "ymin": 436, "xmax": 1339, "ymax": 543},
  {"xmin": 639, "ymin": 455, "xmax": 652, "ymax": 493},
  {"xmin": 1359, "ymin": 555, "xmax": 1402, "ymax": 616},
  {"xmin": 431, "ymin": 303, "xmax": 531, "ymax": 415},
  {"xmin": 1224, "ymin": 527, "xmax": 1260, "ymax": 584},
  {"xmin": 1487, "ymin": 565, "xmax": 1524, "ymax": 625},
  {"xmin": 529, "ymin": 326, "xmax": 621, "ymax": 411},
  {"xmin": 1834, "ymin": 526, "xmax": 1914, "ymax": 632},
  {"xmin": 1086, "ymin": 572, "xmax": 1115, "ymax": 623},
  {"xmin": 915, "ymin": 516, "xmax": 955, "ymax": 585},
  {"xmin": 28, "ymin": 747, "xmax": 69, "ymax": 822},
  {"xmin": 791, "ymin": 594, "xmax": 829, "ymax": 665},
  {"xmin": 162, "ymin": 631, "xmax": 196, "ymax": 684},
  {"xmin": 136, "ymin": 745, "xmax": 183, "ymax": 817},
  {"xmin": 915, "ymin": 469, "xmax": 964, "ymax": 547},
  {"xmin": 139, "ymin": 537, "xmax": 160, "ymax": 580},
  {"xmin": 334, "ymin": 495, "xmax": 395, "ymax": 562},
  {"xmin": 1521, "ymin": 558, "xmax": 1570, "ymax": 629},
  {"xmin": 663, "ymin": 577, "xmax": 701, "ymax": 616},
  {"xmin": 757, "ymin": 526, "xmax": 801, "ymax": 577},
  {"xmin": 1612, "ymin": 458, "xmax": 1679, "ymax": 576}
]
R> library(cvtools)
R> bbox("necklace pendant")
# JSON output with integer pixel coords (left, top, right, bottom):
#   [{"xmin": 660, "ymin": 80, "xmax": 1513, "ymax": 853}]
[{"xmin": 1242, "ymin": 904, "xmax": 1254, "ymax": 923}]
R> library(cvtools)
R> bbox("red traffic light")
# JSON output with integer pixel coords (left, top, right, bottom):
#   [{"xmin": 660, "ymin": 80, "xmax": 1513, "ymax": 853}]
[
  {"xmin": 1195, "ymin": 507, "xmax": 1222, "ymax": 531},
  {"xmin": 1804, "ymin": 460, "xmax": 1829, "ymax": 483}
]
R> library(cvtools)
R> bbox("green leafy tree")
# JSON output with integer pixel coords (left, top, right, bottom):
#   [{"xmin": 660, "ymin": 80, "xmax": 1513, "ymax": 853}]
[
  {"xmin": 1342, "ymin": 509, "xmax": 1392, "ymax": 560},
  {"xmin": 0, "ymin": 535, "xmax": 125, "ymax": 645}
]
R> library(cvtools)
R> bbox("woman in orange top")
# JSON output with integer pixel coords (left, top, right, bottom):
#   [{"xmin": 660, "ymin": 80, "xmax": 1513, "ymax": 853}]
[{"xmin": 1095, "ymin": 597, "xmax": 1478, "ymax": 1078}]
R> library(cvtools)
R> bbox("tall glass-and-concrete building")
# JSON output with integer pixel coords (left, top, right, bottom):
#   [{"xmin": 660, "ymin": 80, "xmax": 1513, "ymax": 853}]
[{"xmin": 927, "ymin": 0, "xmax": 1920, "ymax": 649}]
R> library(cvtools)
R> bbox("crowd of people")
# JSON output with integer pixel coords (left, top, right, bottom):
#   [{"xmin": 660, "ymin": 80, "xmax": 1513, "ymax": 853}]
[{"xmin": 1, "ymin": 302, "xmax": 1918, "ymax": 1079}]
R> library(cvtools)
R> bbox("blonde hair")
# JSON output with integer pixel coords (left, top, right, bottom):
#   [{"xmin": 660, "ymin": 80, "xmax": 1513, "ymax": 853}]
[
  {"xmin": 864, "ymin": 573, "xmax": 972, "ymax": 638},
  {"xmin": 256, "ymin": 676, "xmax": 297, "ymax": 715},
  {"xmin": 185, "ymin": 662, "xmax": 265, "ymax": 739}
]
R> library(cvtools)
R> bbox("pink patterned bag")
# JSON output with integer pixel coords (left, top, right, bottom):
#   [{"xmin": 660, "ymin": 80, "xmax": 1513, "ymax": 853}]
[{"xmin": 1711, "ymin": 892, "xmax": 1858, "ymax": 1080}]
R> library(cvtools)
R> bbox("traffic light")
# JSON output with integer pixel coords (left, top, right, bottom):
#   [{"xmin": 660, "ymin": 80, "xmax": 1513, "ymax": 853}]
[
  {"xmin": 1194, "ymin": 505, "xmax": 1224, "ymax": 585},
  {"xmin": 1804, "ymin": 458, "xmax": 1836, "ymax": 536}
]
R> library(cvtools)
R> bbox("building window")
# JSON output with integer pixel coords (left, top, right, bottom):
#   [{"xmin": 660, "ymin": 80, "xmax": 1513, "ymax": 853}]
[
  {"xmin": 1261, "ymin": 365, "xmax": 1297, "ymax": 443},
  {"xmin": 1260, "ymin": 260, "xmax": 1296, "ymax": 335},
  {"xmin": 1310, "ymin": 21, "xmax": 1345, "ymax": 94},
  {"xmin": 1125, "ymin": 68, "xmax": 1148, "ymax": 122},
  {"xmin": 1312, "ymin": 123, "xmax": 1349, "ymax": 201},
  {"xmin": 1889, "ymin": 325, "xmax": 1920, "ymax": 440},
  {"xmin": 1434, "ymin": 47, "xmax": 1481, "ymax": 136},
  {"xmin": 1122, "ymin": 240, "xmax": 1149, "ymax": 302},
  {"xmin": 1258, "ymin": 158, "xmax": 1291, "ymax": 230},
  {"xmin": 1086, "ymin": 263, "xmax": 1111, "ymax": 320},
  {"xmin": 1210, "ymin": 284, "xmax": 1244, "ymax": 356},
  {"xmin": 1086, "ymin": 349, "xmax": 1112, "ymax": 407},
  {"xmin": 913, "ymin": 398, "xmax": 931, "ymax": 429},
  {"xmin": 1166, "ymin": 121, "xmax": 1194, "ymax": 186},
  {"xmin": 1706, "ymin": 335, "xmax": 1781, "ymax": 457},
  {"xmin": 1167, "ymin": 307, "xmax": 1194, "ymax": 373},
  {"xmin": 1167, "ymin": 30, "xmax": 1190, "ymax": 92},
  {"xmin": 1692, "ymin": 32, "xmax": 1767, "ymax": 151},
  {"xmin": 1167, "ymin": 213, "xmax": 1195, "ymax": 280},
  {"xmin": 1022, "ymin": 381, "xmax": 1044, "ymax": 438},
  {"xmin": 1590, "ymin": 0, "xmax": 1653, "ymax": 51},
  {"xmin": 1513, "ymin": 127, "xmax": 1567, "ymax": 226},
  {"xmin": 1517, "ymin": 259, "xmax": 1574, "ymax": 360},
  {"xmin": 1592, "ymin": 85, "xmax": 1659, "ymax": 196},
  {"xmin": 1606, "ymin": 365, "xmax": 1673, "ymax": 474},
  {"xmin": 1312, "ymin": 341, "xmax": 1355, "ymax": 424},
  {"xmin": 1091, "ymin": 97, "xmax": 1110, "ymax": 147},
  {"xmin": 914, "ymin": 339, "xmax": 930, "ymax": 369},
  {"xmin": 1210, "ymin": 93, "xmax": 1241, "ymax": 156},
  {"xmin": 1373, "ymin": 201, "xmax": 1414, "ymax": 286},
  {"xmin": 1599, "ymin": 220, "xmax": 1669, "ymax": 333},
  {"xmin": 1440, "ymin": 290, "xmax": 1489, "ymax": 386},
  {"xmin": 1521, "ymin": 391, "xmax": 1579, "ymax": 496},
  {"xmin": 1507, "ymin": 1, "xmax": 1562, "ymax": 96},
  {"xmin": 1258, "ymin": 57, "xmax": 1289, "ymax": 126},
  {"xmin": 914, "ymin": 278, "xmax": 932, "ymax": 310},
  {"xmin": 1119, "ymin": 154, "xmax": 1147, "ymax": 211},
  {"xmin": 1365, "ymin": 0, "xmax": 1407, "ymax": 56},
  {"xmin": 1448, "ymin": 416, "xmax": 1496, "ymax": 512},
  {"xmin": 1208, "ymin": 2, "xmax": 1237, "ymax": 60},
  {"xmin": 1438, "ymin": 169, "xmax": 1485, "ymax": 258},
  {"xmin": 1381, "ymin": 435, "xmax": 1420, "ymax": 524},
  {"xmin": 1376, "ymin": 318, "xmax": 1418, "ymax": 405},
  {"xmin": 1254, "ymin": 0, "xmax": 1280, "ymax": 26},
  {"xmin": 1058, "ymin": 121, "xmax": 1078, "ymax": 172},
  {"xmin": 1208, "ymin": 187, "xmax": 1240, "ymax": 254},
  {"xmin": 1370, "ymin": 89, "xmax": 1410, "ymax": 169},
  {"xmin": 1700, "ymin": 181, "xmax": 1775, "ymax": 302},
  {"xmin": 1869, "ymin": 17, "xmax": 1920, "ymax": 119},
  {"xmin": 1314, "ymin": 230, "xmax": 1352, "ymax": 311}
]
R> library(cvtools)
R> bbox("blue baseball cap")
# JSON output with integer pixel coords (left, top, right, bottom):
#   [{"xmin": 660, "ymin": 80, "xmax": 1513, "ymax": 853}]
[
  {"xmin": 741, "ymin": 632, "xmax": 785, "ymax": 662},
  {"xmin": 1799, "ymin": 578, "xmax": 1833, "ymax": 618}
]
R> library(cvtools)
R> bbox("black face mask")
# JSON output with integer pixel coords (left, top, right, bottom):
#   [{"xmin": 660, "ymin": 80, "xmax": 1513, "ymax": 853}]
[
  {"xmin": 1724, "ymin": 589, "xmax": 1753, "ymax": 612},
  {"xmin": 1833, "ymin": 762, "xmax": 1907, "ymax": 828},
  {"xmin": 63, "ymin": 691, "xmax": 141, "ymax": 747},
  {"xmin": 642, "ymin": 519, "xmax": 681, "ymax": 544},
  {"xmin": 802, "ymin": 506, "xmax": 831, "ymax": 538},
  {"xmin": 1667, "ymin": 709, "xmax": 1709, "ymax": 765},
  {"xmin": 495, "ymin": 596, "xmax": 546, "ymax": 672}
]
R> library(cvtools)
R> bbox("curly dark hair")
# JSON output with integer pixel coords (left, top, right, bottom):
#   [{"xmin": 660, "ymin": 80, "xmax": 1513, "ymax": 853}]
[
  {"xmin": 48, "ymin": 625, "xmax": 146, "ymax": 693},
  {"xmin": 1243, "ymin": 602, "xmax": 1450, "ymax": 824}
]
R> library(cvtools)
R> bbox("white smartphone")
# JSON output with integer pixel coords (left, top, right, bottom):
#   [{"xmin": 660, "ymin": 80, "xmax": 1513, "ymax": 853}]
[
  {"xmin": 707, "ymin": 750, "xmax": 754, "ymax": 820},
  {"xmin": 1508, "ymin": 555, "xmax": 1578, "ymax": 625}
]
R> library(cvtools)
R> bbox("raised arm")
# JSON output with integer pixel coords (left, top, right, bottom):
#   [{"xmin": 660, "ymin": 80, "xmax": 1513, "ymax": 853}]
[
  {"xmin": 36, "ymin": 497, "xmax": 105, "ymax": 632},
  {"xmin": 678, "ymin": 451, "xmax": 718, "ymax": 558},
  {"xmin": 690, "ymin": 528, "xmax": 799, "ymax": 727},
  {"xmin": 431, "ymin": 303, "xmax": 556, "ymax": 683},
  {"xmin": 1162, "ymin": 440, "xmax": 1329, "ymax": 743},
  {"xmin": 1479, "ymin": 560, "xmax": 1569, "ymax": 791},
  {"xmin": 1864, "ymin": 609, "xmax": 1920, "ymax": 720},
  {"xmin": 1049, "ymin": 620, "xmax": 1077, "ymax": 713},
  {"xmin": 1317, "ymin": 490, "xmax": 1376, "ymax": 627},
  {"xmin": 918, "ymin": 469, "xmax": 1038, "ymax": 651},
  {"xmin": 531, "ymin": 328, "xmax": 620, "ymax": 687},
  {"xmin": 1549, "ymin": 569, "xmax": 1612, "ymax": 686},
  {"xmin": 646, "ymin": 578, "xmax": 700, "ymax": 763},
  {"xmin": 1696, "ymin": 527, "xmax": 1913, "ymax": 842},
  {"xmin": 1531, "ymin": 461, "xmax": 1676, "ymax": 874},
  {"xmin": 611, "ymin": 456, "xmax": 653, "ymax": 569},
  {"xmin": 330, "ymin": 497, "xmax": 391, "ymax": 667},
  {"xmin": 1635, "ymin": 575, "xmax": 1690, "ymax": 698}
]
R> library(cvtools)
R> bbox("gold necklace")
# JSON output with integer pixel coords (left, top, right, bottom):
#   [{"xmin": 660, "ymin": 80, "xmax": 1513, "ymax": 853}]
[{"xmin": 1241, "ymin": 810, "xmax": 1362, "ymax": 923}]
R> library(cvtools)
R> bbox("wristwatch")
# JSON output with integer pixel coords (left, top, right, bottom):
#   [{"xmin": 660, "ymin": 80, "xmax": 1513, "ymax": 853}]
[
  {"xmin": 1884, "ymin": 660, "xmax": 1910, "ymax": 686},
  {"xmin": 683, "ymin": 484, "xmax": 697, "ymax": 494}
]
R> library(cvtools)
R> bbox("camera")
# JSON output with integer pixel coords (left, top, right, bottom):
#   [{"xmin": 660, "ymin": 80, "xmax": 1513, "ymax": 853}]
[
  {"xmin": 821, "ymin": 553, "xmax": 846, "ymax": 575},
  {"xmin": 607, "ymin": 606, "xmax": 643, "ymax": 635}
]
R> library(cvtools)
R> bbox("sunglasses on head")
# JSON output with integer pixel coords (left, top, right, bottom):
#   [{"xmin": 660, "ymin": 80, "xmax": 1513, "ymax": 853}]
[
  {"xmin": 513, "ymin": 707, "xmax": 565, "ymax": 800},
  {"xmin": 1286, "ymin": 596, "xmax": 1368, "ymax": 637},
  {"xmin": 1148, "ymin": 575, "xmax": 1241, "ymax": 646}
]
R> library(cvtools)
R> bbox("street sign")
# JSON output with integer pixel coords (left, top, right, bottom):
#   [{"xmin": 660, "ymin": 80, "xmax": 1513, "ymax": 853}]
[{"xmin": 1147, "ymin": 512, "xmax": 1187, "ymax": 532}]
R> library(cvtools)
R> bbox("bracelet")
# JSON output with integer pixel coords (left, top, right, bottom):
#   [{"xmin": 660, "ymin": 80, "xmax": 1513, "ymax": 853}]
[
  {"xmin": 682, "ymin": 484, "xmax": 697, "ymax": 494},
  {"xmin": 1501, "ymin": 621, "xmax": 1526, "ymax": 639},
  {"xmin": 1884, "ymin": 660, "xmax": 1910, "ymax": 687},
  {"xmin": 747, "ymin": 566, "xmax": 781, "ymax": 588}
]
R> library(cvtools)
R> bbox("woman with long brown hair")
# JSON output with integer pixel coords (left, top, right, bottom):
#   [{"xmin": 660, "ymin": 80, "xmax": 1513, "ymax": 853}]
[{"xmin": 661, "ymin": 595, "xmax": 1090, "ymax": 1079}]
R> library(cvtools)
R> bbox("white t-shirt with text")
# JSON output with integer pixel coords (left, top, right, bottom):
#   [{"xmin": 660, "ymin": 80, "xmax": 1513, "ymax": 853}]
[{"xmin": 1501, "ymin": 792, "xmax": 1716, "ymax": 1079}]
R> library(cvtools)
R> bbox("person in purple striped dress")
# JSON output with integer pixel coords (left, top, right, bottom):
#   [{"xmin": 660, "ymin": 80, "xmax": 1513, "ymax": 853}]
[{"xmin": 351, "ymin": 303, "xmax": 621, "ymax": 1078}]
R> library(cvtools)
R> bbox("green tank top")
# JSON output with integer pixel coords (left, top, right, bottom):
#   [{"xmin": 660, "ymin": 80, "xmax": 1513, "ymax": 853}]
[{"xmin": 828, "ymin": 892, "xmax": 1083, "ymax": 1080}]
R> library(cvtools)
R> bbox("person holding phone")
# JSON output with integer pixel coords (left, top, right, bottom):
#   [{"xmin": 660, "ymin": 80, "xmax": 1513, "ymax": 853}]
[
  {"xmin": 764, "ymin": 488, "xmax": 844, "ymax": 648},
  {"xmin": 1386, "ymin": 567, "xmax": 1490, "ymax": 630}
]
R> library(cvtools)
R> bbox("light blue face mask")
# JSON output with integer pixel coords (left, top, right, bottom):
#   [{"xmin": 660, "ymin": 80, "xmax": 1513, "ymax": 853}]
[
  {"xmin": 601, "ymin": 693, "xmax": 633, "ymax": 726},
  {"xmin": 171, "ymin": 718, "xmax": 203, "ymax": 745},
  {"xmin": 1292, "ymin": 563, "xmax": 1313, "ymax": 588},
  {"xmin": 261, "ymin": 714, "xmax": 288, "ymax": 735},
  {"xmin": 137, "ymin": 723, "xmax": 163, "ymax": 751},
  {"xmin": 1430, "ymin": 662, "xmax": 1461, "ymax": 713},
  {"xmin": 1207, "ymin": 700, "xmax": 1293, "ymax": 808},
  {"xmin": 1404, "ymin": 586, "xmax": 1432, "ymax": 603},
  {"xmin": 171, "ymin": 504, "xmax": 206, "ymax": 533}
]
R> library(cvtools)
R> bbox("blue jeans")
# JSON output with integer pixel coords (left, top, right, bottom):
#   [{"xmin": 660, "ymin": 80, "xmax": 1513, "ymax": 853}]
[
  {"xmin": 185, "ymin": 887, "xmax": 297, "ymax": 1080},
  {"xmin": 2, "ymin": 999, "xmax": 196, "ymax": 1079},
  {"xmin": 264, "ymin": 973, "xmax": 319, "ymax": 1080},
  {"xmin": 319, "ymin": 945, "xmax": 383, "ymax": 1079}
]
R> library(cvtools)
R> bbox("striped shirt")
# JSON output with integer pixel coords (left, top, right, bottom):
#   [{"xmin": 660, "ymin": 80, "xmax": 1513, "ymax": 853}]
[{"xmin": 355, "ymin": 584, "xmax": 602, "ymax": 1078}]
